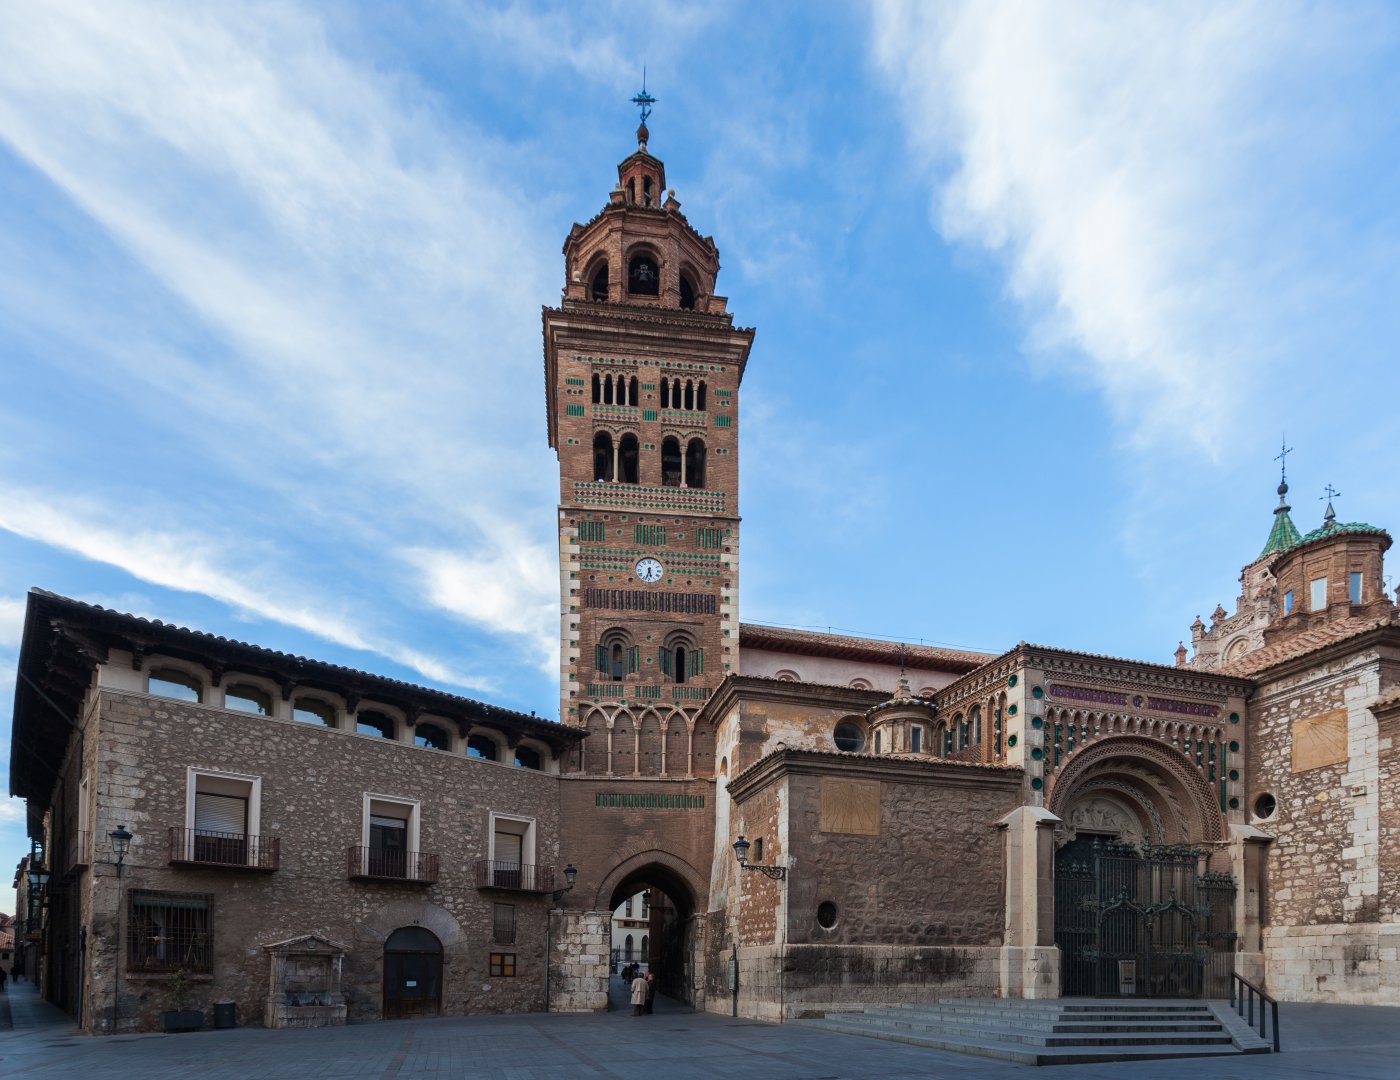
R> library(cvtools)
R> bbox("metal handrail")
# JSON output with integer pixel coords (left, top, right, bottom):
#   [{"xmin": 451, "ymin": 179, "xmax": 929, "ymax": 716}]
[{"xmin": 1229, "ymin": 971, "xmax": 1281, "ymax": 1052}]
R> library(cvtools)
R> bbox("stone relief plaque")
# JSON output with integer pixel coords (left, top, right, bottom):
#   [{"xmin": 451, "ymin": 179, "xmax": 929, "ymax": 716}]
[
  {"xmin": 1292, "ymin": 708, "xmax": 1349, "ymax": 772},
  {"xmin": 819, "ymin": 778, "xmax": 880, "ymax": 835}
]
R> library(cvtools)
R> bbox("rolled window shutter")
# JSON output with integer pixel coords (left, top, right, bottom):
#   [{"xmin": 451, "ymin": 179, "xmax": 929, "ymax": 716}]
[{"xmin": 194, "ymin": 792, "xmax": 246, "ymax": 835}]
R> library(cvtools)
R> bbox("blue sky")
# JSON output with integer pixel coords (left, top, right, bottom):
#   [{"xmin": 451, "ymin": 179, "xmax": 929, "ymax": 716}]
[{"xmin": 2, "ymin": 1, "xmax": 1398, "ymax": 909}]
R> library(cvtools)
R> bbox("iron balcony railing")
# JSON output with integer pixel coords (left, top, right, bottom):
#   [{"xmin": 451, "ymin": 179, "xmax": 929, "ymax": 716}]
[
  {"xmin": 348, "ymin": 846, "xmax": 439, "ymax": 884},
  {"xmin": 475, "ymin": 859, "xmax": 555, "ymax": 893},
  {"xmin": 168, "ymin": 827, "xmax": 280, "ymax": 871}
]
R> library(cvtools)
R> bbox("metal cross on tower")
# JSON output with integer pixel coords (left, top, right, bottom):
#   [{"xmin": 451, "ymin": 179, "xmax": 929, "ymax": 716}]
[
  {"xmin": 1274, "ymin": 436, "xmax": 1293, "ymax": 484},
  {"xmin": 631, "ymin": 67, "xmax": 656, "ymax": 126},
  {"xmin": 1321, "ymin": 483, "xmax": 1342, "ymax": 502}
]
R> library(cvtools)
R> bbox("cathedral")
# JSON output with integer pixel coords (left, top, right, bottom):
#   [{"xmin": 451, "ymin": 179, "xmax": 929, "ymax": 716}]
[{"xmin": 9, "ymin": 118, "xmax": 1399, "ymax": 1034}]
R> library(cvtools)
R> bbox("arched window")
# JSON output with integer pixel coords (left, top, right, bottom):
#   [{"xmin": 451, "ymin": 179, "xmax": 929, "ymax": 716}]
[
  {"xmin": 660, "ymin": 378, "xmax": 670, "ymax": 409},
  {"xmin": 611, "ymin": 643, "xmax": 624, "ymax": 681},
  {"xmin": 685, "ymin": 438, "xmax": 706, "ymax": 488},
  {"xmin": 356, "ymin": 710, "xmax": 395, "ymax": 739},
  {"xmin": 643, "ymin": 176, "xmax": 654, "ymax": 207},
  {"xmin": 591, "ymin": 373, "xmax": 600, "ymax": 403},
  {"xmin": 225, "ymin": 683, "xmax": 271, "ymax": 715},
  {"xmin": 970, "ymin": 705, "xmax": 982, "ymax": 746},
  {"xmin": 603, "ymin": 374, "xmax": 614, "ymax": 405},
  {"xmin": 414, "ymin": 724, "xmax": 450, "ymax": 751},
  {"xmin": 641, "ymin": 934, "xmax": 648, "ymax": 956},
  {"xmin": 627, "ymin": 178, "xmax": 636, "ymax": 204},
  {"xmin": 591, "ymin": 264, "xmax": 609, "ymax": 301},
  {"xmin": 467, "ymin": 734, "xmax": 499, "ymax": 761},
  {"xmin": 697, "ymin": 381, "xmax": 706, "ymax": 411},
  {"xmin": 515, "ymin": 745, "xmax": 542, "ymax": 770},
  {"xmin": 148, "ymin": 667, "xmax": 201, "ymax": 703},
  {"xmin": 674, "ymin": 645, "xmax": 688, "ymax": 685},
  {"xmin": 593, "ymin": 431, "xmax": 614, "ymax": 482},
  {"xmin": 618, "ymin": 434, "xmax": 639, "ymax": 484},
  {"xmin": 629, "ymin": 376, "xmax": 638, "ymax": 405},
  {"xmin": 624, "ymin": 934, "xmax": 634, "ymax": 961},
  {"xmin": 628, "ymin": 254, "xmax": 659, "ymax": 296},
  {"xmin": 774, "ymin": 669, "xmax": 800, "ymax": 682},
  {"xmin": 679, "ymin": 274, "xmax": 696, "ymax": 310},
  {"xmin": 684, "ymin": 380, "xmax": 694, "ymax": 410},
  {"xmin": 660, "ymin": 436, "xmax": 681, "ymax": 487},
  {"xmin": 293, "ymin": 697, "xmax": 337, "ymax": 726}
]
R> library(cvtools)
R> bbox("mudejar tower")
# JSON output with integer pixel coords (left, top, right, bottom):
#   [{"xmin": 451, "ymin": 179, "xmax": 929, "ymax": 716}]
[{"xmin": 543, "ymin": 119, "xmax": 752, "ymax": 779}]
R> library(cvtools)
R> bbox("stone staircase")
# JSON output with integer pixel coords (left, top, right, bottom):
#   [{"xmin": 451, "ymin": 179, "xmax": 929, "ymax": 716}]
[{"xmin": 798, "ymin": 998, "xmax": 1274, "ymax": 1066}]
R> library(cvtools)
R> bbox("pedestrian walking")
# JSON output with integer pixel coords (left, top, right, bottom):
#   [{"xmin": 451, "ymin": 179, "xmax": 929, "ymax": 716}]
[
  {"xmin": 630, "ymin": 971, "xmax": 648, "ymax": 1016},
  {"xmin": 0, "ymin": 967, "xmax": 8, "ymax": 991}
]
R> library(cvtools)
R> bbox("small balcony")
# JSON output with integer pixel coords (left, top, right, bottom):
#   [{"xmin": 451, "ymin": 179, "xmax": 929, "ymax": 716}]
[
  {"xmin": 169, "ymin": 827, "xmax": 280, "ymax": 871},
  {"xmin": 475, "ymin": 859, "xmax": 555, "ymax": 893},
  {"xmin": 62, "ymin": 831, "xmax": 91, "ymax": 875},
  {"xmin": 347, "ymin": 846, "xmax": 439, "ymax": 884}
]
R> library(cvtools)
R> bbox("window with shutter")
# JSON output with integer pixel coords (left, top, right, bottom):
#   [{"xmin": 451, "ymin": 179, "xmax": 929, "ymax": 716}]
[{"xmin": 658, "ymin": 647, "xmax": 672, "ymax": 676}]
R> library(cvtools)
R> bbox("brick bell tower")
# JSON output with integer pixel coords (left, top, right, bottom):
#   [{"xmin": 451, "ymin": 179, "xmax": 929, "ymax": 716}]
[{"xmin": 543, "ymin": 109, "xmax": 753, "ymax": 771}]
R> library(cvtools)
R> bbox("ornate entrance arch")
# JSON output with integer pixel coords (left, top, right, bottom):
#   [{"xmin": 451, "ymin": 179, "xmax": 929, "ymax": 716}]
[
  {"xmin": 1047, "ymin": 735, "xmax": 1225, "ymax": 846},
  {"xmin": 1048, "ymin": 736, "xmax": 1236, "ymax": 999},
  {"xmin": 595, "ymin": 850, "xmax": 707, "ymax": 1011}
]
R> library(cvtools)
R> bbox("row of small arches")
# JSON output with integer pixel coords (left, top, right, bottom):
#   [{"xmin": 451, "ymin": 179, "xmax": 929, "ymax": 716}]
[
  {"xmin": 592, "ymin": 374, "xmax": 707, "ymax": 412},
  {"xmin": 593, "ymin": 432, "xmax": 706, "ymax": 488},
  {"xmin": 572, "ymin": 709, "xmax": 715, "ymax": 777},
  {"xmin": 145, "ymin": 665, "xmax": 549, "ymax": 770}
]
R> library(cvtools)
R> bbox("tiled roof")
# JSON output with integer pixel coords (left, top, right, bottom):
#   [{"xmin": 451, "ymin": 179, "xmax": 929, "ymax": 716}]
[
  {"xmin": 1298, "ymin": 520, "xmax": 1389, "ymax": 545},
  {"xmin": 1222, "ymin": 614, "xmax": 1397, "ymax": 677},
  {"xmin": 1260, "ymin": 508, "xmax": 1302, "ymax": 558},
  {"xmin": 739, "ymin": 623, "xmax": 993, "ymax": 671}
]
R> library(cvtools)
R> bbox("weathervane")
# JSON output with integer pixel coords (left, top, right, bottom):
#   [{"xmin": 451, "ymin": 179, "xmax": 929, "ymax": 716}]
[
  {"xmin": 1321, "ymin": 483, "xmax": 1342, "ymax": 502},
  {"xmin": 630, "ymin": 66, "xmax": 656, "ymax": 126}
]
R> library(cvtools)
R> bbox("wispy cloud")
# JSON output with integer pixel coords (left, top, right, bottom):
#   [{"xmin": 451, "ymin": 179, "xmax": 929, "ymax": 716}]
[
  {"xmin": 869, "ymin": 1, "xmax": 1397, "ymax": 456},
  {"xmin": 0, "ymin": 487, "xmax": 489, "ymax": 689},
  {"xmin": 0, "ymin": 1, "xmax": 570, "ymax": 685}
]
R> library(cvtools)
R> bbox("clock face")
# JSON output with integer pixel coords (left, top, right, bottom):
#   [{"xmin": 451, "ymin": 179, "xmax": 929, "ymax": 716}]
[{"xmin": 635, "ymin": 557, "xmax": 664, "ymax": 583}]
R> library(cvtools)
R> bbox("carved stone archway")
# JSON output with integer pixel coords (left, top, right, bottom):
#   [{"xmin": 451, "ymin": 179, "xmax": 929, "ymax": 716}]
[{"xmin": 1047, "ymin": 735, "xmax": 1225, "ymax": 845}]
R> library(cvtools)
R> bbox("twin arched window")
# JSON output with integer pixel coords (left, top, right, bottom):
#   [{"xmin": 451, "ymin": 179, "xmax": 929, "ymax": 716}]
[
  {"xmin": 660, "ymin": 436, "xmax": 706, "ymax": 488},
  {"xmin": 593, "ymin": 432, "xmax": 640, "ymax": 484}
]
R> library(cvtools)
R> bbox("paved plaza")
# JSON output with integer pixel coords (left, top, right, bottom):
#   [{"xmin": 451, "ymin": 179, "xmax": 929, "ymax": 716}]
[{"xmin": 3, "ymin": 977, "xmax": 1398, "ymax": 1079}]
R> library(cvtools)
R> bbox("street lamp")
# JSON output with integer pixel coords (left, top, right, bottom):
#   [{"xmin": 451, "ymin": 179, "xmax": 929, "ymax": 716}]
[
  {"xmin": 551, "ymin": 862, "xmax": 578, "ymax": 903},
  {"xmin": 108, "ymin": 825, "xmax": 132, "ymax": 1035},
  {"xmin": 733, "ymin": 835, "xmax": 787, "ymax": 880}
]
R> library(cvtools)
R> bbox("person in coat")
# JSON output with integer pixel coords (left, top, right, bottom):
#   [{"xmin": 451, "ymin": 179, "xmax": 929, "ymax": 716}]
[
  {"xmin": 630, "ymin": 971, "xmax": 648, "ymax": 1016},
  {"xmin": 643, "ymin": 971, "xmax": 656, "ymax": 1014}
]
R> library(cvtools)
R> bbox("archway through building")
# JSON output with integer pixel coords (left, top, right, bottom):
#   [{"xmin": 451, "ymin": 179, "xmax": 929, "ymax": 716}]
[
  {"xmin": 1047, "ymin": 738, "xmax": 1235, "ymax": 999},
  {"xmin": 597, "ymin": 854, "xmax": 704, "ymax": 1012}
]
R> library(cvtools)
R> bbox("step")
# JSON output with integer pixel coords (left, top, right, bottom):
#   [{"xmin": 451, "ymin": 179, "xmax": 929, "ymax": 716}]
[
  {"xmin": 815, "ymin": 1012, "xmax": 1232, "ymax": 1048},
  {"xmin": 798, "ymin": 1016, "xmax": 1245, "ymax": 1067}
]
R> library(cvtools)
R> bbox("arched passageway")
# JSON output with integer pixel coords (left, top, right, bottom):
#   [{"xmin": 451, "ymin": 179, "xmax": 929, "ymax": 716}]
[{"xmin": 598, "ymin": 855, "xmax": 705, "ymax": 1011}]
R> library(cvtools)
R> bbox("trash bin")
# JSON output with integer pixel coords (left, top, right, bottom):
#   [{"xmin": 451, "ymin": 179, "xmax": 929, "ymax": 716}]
[{"xmin": 213, "ymin": 1001, "xmax": 237, "ymax": 1029}]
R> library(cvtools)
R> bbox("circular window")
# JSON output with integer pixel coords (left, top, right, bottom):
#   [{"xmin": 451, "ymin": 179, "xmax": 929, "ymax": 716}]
[
  {"xmin": 1253, "ymin": 792, "xmax": 1278, "ymax": 820},
  {"xmin": 833, "ymin": 721, "xmax": 865, "ymax": 753},
  {"xmin": 816, "ymin": 901, "xmax": 838, "ymax": 929}
]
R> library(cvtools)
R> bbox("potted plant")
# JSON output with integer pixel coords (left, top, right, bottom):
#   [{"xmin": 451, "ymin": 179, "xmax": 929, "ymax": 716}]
[{"xmin": 160, "ymin": 969, "xmax": 204, "ymax": 1033}]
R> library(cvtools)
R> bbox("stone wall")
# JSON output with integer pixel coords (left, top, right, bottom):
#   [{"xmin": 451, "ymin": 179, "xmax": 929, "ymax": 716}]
[
  {"xmin": 546, "ymin": 910, "xmax": 609, "ymax": 1012},
  {"xmin": 1250, "ymin": 644, "xmax": 1399, "ymax": 1002},
  {"xmin": 85, "ymin": 687, "xmax": 563, "ymax": 1031}
]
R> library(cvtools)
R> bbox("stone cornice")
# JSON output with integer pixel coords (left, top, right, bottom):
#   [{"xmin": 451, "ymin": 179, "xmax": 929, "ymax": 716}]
[
  {"xmin": 1247, "ymin": 622, "xmax": 1400, "ymax": 685},
  {"xmin": 1021, "ymin": 645, "xmax": 1253, "ymax": 700},
  {"xmin": 726, "ymin": 746, "xmax": 1021, "ymax": 802}
]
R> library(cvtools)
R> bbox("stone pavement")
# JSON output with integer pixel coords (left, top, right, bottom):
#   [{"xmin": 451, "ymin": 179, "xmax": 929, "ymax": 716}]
[{"xmin": 2, "ymin": 978, "xmax": 1398, "ymax": 1079}]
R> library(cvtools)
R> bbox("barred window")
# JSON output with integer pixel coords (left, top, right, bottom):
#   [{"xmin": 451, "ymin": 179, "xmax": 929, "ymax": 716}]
[
  {"xmin": 489, "ymin": 952, "xmax": 516, "ymax": 977},
  {"xmin": 128, "ymin": 890, "xmax": 212, "ymax": 972},
  {"xmin": 493, "ymin": 904, "xmax": 516, "ymax": 945}
]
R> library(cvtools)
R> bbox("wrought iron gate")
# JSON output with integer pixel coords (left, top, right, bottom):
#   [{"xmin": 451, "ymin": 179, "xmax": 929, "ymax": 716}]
[{"xmin": 1055, "ymin": 838, "xmax": 1237, "ymax": 997}]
